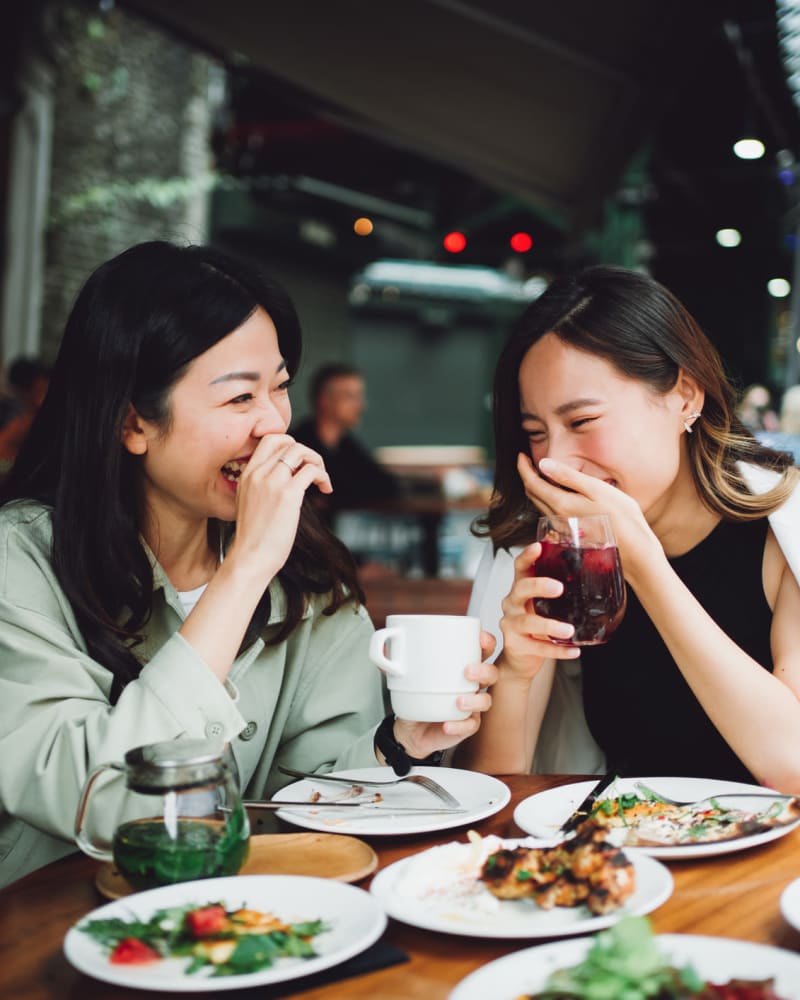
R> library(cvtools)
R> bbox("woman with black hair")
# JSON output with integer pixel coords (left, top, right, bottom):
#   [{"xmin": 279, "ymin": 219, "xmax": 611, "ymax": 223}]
[
  {"xmin": 464, "ymin": 265, "xmax": 800, "ymax": 789},
  {"xmin": 0, "ymin": 242, "xmax": 494, "ymax": 887}
]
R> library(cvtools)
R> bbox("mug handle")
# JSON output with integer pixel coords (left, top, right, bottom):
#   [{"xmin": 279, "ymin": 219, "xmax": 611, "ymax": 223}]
[
  {"xmin": 369, "ymin": 627, "xmax": 406, "ymax": 677},
  {"xmin": 74, "ymin": 761, "xmax": 125, "ymax": 861}
]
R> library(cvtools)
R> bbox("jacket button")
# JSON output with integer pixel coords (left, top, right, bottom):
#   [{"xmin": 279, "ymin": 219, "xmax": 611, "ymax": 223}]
[
  {"xmin": 205, "ymin": 721, "xmax": 224, "ymax": 739},
  {"xmin": 239, "ymin": 721, "xmax": 258, "ymax": 741}
]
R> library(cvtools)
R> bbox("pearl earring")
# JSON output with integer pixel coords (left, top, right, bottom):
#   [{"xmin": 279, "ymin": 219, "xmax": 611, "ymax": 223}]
[{"xmin": 684, "ymin": 410, "xmax": 702, "ymax": 434}]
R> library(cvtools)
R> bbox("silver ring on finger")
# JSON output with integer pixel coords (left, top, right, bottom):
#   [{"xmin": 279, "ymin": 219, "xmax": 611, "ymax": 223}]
[{"xmin": 278, "ymin": 455, "xmax": 301, "ymax": 474}]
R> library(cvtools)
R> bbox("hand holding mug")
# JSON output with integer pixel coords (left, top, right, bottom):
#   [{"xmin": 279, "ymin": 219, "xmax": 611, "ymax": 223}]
[
  {"xmin": 369, "ymin": 615, "xmax": 483, "ymax": 723},
  {"xmin": 370, "ymin": 616, "xmax": 496, "ymax": 761}
]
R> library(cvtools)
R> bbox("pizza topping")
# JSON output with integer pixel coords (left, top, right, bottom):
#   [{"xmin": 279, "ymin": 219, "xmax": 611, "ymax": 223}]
[{"xmin": 585, "ymin": 790, "xmax": 800, "ymax": 847}]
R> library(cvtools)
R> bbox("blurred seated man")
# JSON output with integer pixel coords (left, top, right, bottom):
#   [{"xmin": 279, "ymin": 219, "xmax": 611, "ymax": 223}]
[{"xmin": 292, "ymin": 363, "xmax": 398, "ymax": 522}]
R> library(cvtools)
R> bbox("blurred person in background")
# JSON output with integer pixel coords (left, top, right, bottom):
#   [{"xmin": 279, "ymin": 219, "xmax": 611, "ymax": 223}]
[
  {"xmin": 757, "ymin": 384, "xmax": 800, "ymax": 464},
  {"xmin": 0, "ymin": 357, "xmax": 51, "ymax": 475},
  {"xmin": 292, "ymin": 363, "xmax": 398, "ymax": 523},
  {"xmin": 736, "ymin": 383, "xmax": 779, "ymax": 434}
]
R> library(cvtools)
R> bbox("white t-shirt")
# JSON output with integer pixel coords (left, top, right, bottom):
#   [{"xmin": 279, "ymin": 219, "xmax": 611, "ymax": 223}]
[
  {"xmin": 468, "ymin": 542, "xmax": 605, "ymax": 775},
  {"xmin": 176, "ymin": 582, "xmax": 207, "ymax": 617}
]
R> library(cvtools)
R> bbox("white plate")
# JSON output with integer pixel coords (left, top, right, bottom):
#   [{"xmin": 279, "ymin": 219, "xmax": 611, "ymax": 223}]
[
  {"xmin": 780, "ymin": 875, "xmax": 800, "ymax": 933},
  {"xmin": 369, "ymin": 836, "xmax": 672, "ymax": 938},
  {"xmin": 448, "ymin": 933, "xmax": 800, "ymax": 1000},
  {"xmin": 63, "ymin": 874, "xmax": 386, "ymax": 992},
  {"xmin": 514, "ymin": 776, "xmax": 800, "ymax": 859},
  {"xmin": 272, "ymin": 767, "xmax": 510, "ymax": 835}
]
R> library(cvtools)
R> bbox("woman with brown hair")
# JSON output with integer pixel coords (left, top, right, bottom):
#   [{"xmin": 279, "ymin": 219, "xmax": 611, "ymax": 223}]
[{"xmin": 465, "ymin": 265, "xmax": 800, "ymax": 789}]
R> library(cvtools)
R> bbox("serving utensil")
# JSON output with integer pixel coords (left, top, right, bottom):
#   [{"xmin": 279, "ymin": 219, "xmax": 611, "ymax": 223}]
[{"xmin": 278, "ymin": 765, "xmax": 461, "ymax": 808}]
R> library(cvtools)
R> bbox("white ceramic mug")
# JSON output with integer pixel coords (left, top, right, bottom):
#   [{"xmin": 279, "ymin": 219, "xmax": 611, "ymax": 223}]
[{"xmin": 369, "ymin": 614, "xmax": 481, "ymax": 722}]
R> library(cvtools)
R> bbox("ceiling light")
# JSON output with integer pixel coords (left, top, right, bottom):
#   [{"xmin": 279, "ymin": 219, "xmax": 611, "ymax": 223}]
[
  {"xmin": 716, "ymin": 228, "xmax": 742, "ymax": 247},
  {"xmin": 509, "ymin": 232, "xmax": 533, "ymax": 253},
  {"xmin": 443, "ymin": 231, "xmax": 467, "ymax": 253},
  {"xmin": 733, "ymin": 137, "xmax": 765, "ymax": 160},
  {"xmin": 768, "ymin": 278, "xmax": 791, "ymax": 298}
]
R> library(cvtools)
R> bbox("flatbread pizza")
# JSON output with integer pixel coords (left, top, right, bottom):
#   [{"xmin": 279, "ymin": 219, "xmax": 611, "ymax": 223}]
[{"xmin": 585, "ymin": 788, "xmax": 800, "ymax": 847}]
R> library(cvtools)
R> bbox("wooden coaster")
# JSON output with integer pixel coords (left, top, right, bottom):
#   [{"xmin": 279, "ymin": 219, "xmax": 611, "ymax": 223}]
[{"xmin": 95, "ymin": 832, "xmax": 378, "ymax": 900}]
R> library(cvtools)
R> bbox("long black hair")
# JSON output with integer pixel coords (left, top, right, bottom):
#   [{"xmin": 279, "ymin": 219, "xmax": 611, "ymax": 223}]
[
  {"xmin": 2, "ymin": 241, "xmax": 364, "ymax": 701},
  {"xmin": 477, "ymin": 265, "xmax": 797, "ymax": 550}
]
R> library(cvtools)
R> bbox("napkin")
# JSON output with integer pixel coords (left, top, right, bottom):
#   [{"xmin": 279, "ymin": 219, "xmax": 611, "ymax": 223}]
[{"xmin": 258, "ymin": 941, "xmax": 409, "ymax": 997}]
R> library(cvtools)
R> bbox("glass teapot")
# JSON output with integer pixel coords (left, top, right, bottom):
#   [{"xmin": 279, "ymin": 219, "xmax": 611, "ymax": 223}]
[{"xmin": 75, "ymin": 738, "xmax": 250, "ymax": 890}]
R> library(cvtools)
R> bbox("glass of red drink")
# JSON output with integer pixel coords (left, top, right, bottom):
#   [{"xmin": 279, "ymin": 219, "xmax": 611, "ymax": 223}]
[{"xmin": 533, "ymin": 514, "xmax": 626, "ymax": 646}]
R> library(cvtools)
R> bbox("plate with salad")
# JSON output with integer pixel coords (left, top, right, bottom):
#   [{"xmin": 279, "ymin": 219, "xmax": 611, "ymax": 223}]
[
  {"xmin": 448, "ymin": 916, "xmax": 800, "ymax": 1000},
  {"xmin": 63, "ymin": 874, "xmax": 386, "ymax": 991},
  {"xmin": 514, "ymin": 776, "xmax": 800, "ymax": 859}
]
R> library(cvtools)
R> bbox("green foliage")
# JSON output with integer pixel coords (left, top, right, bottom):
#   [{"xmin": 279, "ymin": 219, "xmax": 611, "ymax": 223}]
[
  {"xmin": 82, "ymin": 71, "xmax": 103, "ymax": 93},
  {"xmin": 49, "ymin": 172, "xmax": 220, "ymax": 226},
  {"xmin": 86, "ymin": 17, "xmax": 106, "ymax": 40}
]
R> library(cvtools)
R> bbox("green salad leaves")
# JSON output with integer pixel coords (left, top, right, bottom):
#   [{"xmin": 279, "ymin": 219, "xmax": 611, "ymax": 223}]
[
  {"xmin": 535, "ymin": 917, "xmax": 704, "ymax": 1000},
  {"xmin": 79, "ymin": 901, "xmax": 326, "ymax": 977}
]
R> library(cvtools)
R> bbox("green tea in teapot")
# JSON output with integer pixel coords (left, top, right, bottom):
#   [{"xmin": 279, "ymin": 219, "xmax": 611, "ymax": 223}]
[
  {"xmin": 76, "ymin": 739, "xmax": 251, "ymax": 887},
  {"xmin": 113, "ymin": 809, "xmax": 249, "ymax": 890}
]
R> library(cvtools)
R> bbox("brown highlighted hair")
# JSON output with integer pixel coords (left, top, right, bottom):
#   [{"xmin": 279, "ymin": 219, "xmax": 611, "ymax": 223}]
[{"xmin": 477, "ymin": 265, "xmax": 797, "ymax": 550}]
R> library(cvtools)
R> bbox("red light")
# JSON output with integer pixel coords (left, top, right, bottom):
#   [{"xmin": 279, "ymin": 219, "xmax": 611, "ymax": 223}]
[
  {"xmin": 510, "ymin": 232, "xmax": 533, "ymax": 253},
  {"xmin": 443, "ymin": 231, "xmax": 467, "ymax": 253}
]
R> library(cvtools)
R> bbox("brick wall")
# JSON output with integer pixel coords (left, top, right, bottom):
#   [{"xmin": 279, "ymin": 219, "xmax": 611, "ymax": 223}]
[{"xmin": 41, "ymin": 0, "xmax": 216, "ymax": 360}]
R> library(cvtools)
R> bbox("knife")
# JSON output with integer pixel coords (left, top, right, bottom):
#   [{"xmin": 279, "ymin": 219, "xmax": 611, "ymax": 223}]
[
  {"xmin": 558, "ymin": 772, "xmax": 618, "ymax": 835},
  {"xmin": 243, "ymin": 800, "xmax": 467, "ymax": 814}
]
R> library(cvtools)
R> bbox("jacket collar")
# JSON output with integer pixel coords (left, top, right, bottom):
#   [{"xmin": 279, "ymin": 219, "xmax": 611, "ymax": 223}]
[{"xmin": 141, "ymin": 536, "xmax": 307, "ymax": 625}]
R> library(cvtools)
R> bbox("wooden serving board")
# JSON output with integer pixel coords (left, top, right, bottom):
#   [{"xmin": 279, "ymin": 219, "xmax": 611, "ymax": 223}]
[{"xmin": 95, "ymin": 832, "xmax": 378, "ymax": 900}]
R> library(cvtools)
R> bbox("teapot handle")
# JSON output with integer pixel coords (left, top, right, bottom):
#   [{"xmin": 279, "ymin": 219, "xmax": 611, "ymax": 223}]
[{"xmin": 74, "ymin": 761, "xmax": 125, "ymax": 861}]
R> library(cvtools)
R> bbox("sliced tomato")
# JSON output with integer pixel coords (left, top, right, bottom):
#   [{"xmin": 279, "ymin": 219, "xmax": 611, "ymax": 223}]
[
  {"xmin": 109, "ymin": 937, "xmax": 160, "ymax": 965},
  {"xmin": 185, "ymin": 904, "xmax": 227, "ymax": 938}
]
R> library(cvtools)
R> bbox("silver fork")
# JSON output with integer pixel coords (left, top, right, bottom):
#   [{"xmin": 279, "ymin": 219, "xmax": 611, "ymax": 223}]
[
  {"xmin": 278, "ymin": 765, "xmax": 461, "ymax": 808},
  {"xmin": 634, "ymin": 781, "xmax": 797, "ymax": 808}
]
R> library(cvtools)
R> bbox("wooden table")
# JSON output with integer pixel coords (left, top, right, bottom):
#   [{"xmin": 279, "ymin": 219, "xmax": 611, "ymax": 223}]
[{"xmin": 4, "ymin": 774, "xmax": 800, "ymax": 999}]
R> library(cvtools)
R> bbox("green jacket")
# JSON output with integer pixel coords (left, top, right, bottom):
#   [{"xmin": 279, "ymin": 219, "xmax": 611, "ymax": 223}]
[{"xmin": 0, "ymin": 501, "xmax": 383, "ymax": 888}]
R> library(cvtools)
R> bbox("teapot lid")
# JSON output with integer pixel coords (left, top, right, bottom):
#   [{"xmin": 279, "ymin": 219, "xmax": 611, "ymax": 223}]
[
  {"xmin": 125, "ymin": 738, "xmax": 223, "ymax": 769},
  {"xmin": 123, "ymin": 738, "xmax": 227, "ymax": 792}
]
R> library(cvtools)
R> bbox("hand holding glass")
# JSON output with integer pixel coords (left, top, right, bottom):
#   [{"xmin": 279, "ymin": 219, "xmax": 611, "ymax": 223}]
[{"xmin": 533, "ymin": 514, "xmax": 626, "ymax": 646}]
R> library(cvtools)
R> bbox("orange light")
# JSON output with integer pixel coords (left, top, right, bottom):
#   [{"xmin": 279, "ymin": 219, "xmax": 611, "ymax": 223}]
[
  {"xmin": 510, "ymin": 232, "xmax": 533, "ymax": 253},
  {"xmin": 353, "ymin": 217, "xmax": 373, "ymax": 236},
  {"xmin": 443, "ymin": 231, "xmax": 467, "ymax": 253}
]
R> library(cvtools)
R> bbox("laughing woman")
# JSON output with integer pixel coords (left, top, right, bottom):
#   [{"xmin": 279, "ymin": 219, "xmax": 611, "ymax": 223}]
[
  {"xmin": 0, "ymin": 242, "xmax": 494, "ymax": 887},
  {"xmin": 463, "ymin": 266, "xmax": 800, "ymax": 790}
]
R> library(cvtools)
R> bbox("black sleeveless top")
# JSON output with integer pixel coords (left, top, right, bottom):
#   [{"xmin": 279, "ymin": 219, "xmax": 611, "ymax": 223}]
[{"xmin": 581, "ymin": 518, "xmax": 772, "ymax": 782}]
